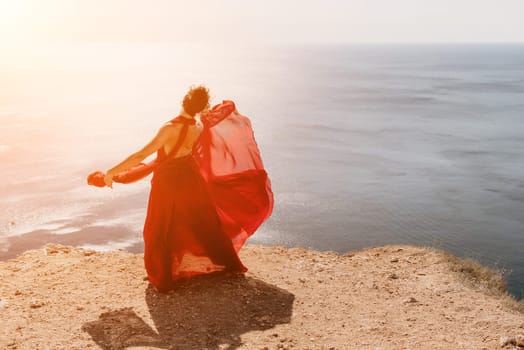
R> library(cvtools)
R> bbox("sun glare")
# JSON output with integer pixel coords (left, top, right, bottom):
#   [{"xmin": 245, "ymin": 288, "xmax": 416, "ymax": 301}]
[
  {"xmin": 0, "ymin": 1, "xmax": 32, "ymax": 45},
  {"xmin": 0, "ymin": 1, "xmax": 28, "ymax": 23}
]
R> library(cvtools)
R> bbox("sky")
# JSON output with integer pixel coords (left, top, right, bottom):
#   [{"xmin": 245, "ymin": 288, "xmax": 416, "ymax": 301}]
[{"xmin": 1, "ymin": 0, "xmax": 523, "ymax": 46}]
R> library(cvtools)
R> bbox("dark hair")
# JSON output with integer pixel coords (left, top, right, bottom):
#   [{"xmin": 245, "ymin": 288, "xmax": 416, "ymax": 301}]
[{"xmin": 182, "ymin": 85, "xmax": 210, "ymax": 116}]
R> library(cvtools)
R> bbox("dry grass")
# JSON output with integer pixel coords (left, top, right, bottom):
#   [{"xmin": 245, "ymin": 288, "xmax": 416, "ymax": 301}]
[{"xmin": 426, "ymin": 245, "xmax": 524, "ymax": 314}]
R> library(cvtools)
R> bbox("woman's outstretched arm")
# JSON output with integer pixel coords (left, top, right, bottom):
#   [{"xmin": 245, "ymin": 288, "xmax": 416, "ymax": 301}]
[{"xmin": 103, "ymin": 124, "xmax": 179, "ymax": 187}]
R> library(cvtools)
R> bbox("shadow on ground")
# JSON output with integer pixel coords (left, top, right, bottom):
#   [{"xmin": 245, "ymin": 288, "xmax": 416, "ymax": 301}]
[{"xmin": 82, "ymin": 273, "xmax": 295, "ymax": 350}]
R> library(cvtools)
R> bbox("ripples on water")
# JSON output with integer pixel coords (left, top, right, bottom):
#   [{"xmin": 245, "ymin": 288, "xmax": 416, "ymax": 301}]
[{"xmin": 1, "ymin": 43, "xmax": 523, "ymax": 299}]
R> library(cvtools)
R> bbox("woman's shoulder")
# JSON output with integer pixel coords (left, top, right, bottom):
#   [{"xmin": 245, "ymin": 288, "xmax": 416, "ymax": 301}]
[
  {"xmin": 162, "ymin": 117, "xmax": 203, "ymax": 135},
  {"xmin": 169, "ymin": 116, "xmax": 197, "ymax": 125}
]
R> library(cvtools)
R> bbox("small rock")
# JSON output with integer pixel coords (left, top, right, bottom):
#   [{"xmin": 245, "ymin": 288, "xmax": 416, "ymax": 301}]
[
  {"xmin": 388, "ymin": 273, "xmax": 399, "ymax": 279},
  {"xmin": 404, "ymin": 297, "xmax": 418, "ymax": 304},
  {"xmin": 30, "ymin": 300, "xmax": 44, "ymax": 309},
  {"xmin": 500, "ymin": 335, "xmax": 516, "ymax": 347},
  {"xmin": 390, "ymin": 258, "xmax": 399, "ymax": 263},
  {"xmin": 46, "ymin": 247, "xmax": 59, "ymax": 255},
  {"xmin": 516, "ymin": 335, "xmax": 524, "ymax": 346}
]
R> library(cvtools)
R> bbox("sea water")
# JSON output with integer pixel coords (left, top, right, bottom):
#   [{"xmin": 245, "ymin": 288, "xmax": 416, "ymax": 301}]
[{"xmin": 1, "ymin": 43, "xmax": 523, "ymax": 299}]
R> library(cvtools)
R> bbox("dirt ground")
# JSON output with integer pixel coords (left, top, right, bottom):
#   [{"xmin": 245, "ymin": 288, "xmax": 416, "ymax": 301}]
[{"xmin": 0, "ymin": 243, "xmax": 523, "ymax": 350}]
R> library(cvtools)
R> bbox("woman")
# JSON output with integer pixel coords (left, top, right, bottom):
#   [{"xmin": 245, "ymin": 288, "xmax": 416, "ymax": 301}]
[{"xmin": 88, "ymin": 85, "xmax": 273, "ymax": 293}]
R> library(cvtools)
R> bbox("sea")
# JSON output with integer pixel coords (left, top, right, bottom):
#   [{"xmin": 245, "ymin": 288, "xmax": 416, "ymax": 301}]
[{"xmin": 1, "ymin": 43, "xmax": 523, "ymax": 300}]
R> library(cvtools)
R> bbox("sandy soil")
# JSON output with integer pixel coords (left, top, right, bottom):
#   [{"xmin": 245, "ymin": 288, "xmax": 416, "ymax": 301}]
[{"xmin": 0, "ymin": 243, "xmax": 523, "ymax": 350}]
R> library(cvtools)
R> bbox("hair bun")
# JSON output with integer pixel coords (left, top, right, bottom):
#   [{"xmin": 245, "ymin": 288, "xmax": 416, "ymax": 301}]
[{"xmin": 183, "ymin": 85, "xmax": 210, "ymax": 116}]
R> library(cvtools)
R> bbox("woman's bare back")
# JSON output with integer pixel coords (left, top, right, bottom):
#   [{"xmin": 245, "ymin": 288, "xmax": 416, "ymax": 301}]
[{"xmin": 162, "ymin": 119, "xmax": 203, "ymax": 157}]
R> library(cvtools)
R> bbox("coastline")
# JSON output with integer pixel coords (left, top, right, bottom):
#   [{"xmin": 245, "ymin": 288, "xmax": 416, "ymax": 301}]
[{"xmin": 1, "ymin": 243, "xmax": 523, "ymax": 349}]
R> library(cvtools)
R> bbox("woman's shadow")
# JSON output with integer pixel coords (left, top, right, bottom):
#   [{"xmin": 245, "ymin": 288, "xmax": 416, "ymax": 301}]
[{"xmin": 82, "ymin": 273, "xmax": 295, "ymax": 350}]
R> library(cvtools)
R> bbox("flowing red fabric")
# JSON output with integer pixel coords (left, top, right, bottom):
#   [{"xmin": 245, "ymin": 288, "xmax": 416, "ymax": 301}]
[{"xmin": 87, "ymin": 101, "xmax": 273, "ymax": 292}]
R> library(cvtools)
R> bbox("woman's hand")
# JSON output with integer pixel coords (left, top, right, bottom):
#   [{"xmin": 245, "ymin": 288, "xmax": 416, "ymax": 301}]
[{"xmin": 103, "ymin": 172, "xmax": 114, "ymax": 188}]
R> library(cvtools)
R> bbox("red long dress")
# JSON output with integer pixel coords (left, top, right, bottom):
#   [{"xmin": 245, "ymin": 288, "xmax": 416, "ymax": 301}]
[{"xmin": 87, "ymin": 101, "xmax": 273, "ymax": 292}]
